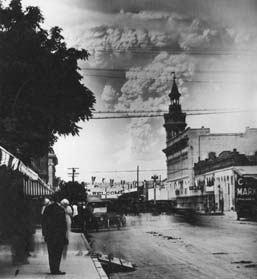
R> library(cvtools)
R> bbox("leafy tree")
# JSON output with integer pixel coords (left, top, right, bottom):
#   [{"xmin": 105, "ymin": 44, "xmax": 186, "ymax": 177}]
[
  {"xmin": 59, "ymin": 181, "xmax": 87, "ymax": 204},
  {"xmin": 0, "ymin": 0, "xmax": 95, "ymax": 164}
]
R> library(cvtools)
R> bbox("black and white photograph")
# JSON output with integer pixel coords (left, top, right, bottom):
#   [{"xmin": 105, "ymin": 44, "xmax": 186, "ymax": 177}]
[{"xmin": 1, "ymin": 0, "xmax": 257, "ymax": 278}]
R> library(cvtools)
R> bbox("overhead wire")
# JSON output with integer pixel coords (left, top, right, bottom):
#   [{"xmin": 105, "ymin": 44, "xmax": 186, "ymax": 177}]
[
  {"xmin": 93, "ymin": 108, "xmax": 246, "ymax": 113},
  {"xmin": 88, "ymin": 169, "xmax": 166, "ymax": 173},
  {"xmin": 86, "ymin": 47, "xmax": 257, "ymax": 56},
  {"xmin": 81, "ymin": 67, "xmax": 256, "ymax": 75},
  {"xmin": 91, "ymin": 109, "xmax": 257, "ymax": 119},
  {"xmin": 82, "ymin": 73, "xmax": 257, "ymax": 83}
]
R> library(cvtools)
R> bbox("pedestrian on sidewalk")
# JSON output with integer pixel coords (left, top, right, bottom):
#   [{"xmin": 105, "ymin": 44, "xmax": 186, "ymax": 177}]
[
  {"xmin": 41, "ymin": 198, "xmax": 51, "ymax": 215},
  {"xmin": 41, "ymin": 198, "xmax": 51, "ymax": 239},
  {"xmin": 42, "ymin": 194, "xmax": 67, "ymax": 275},
  {"xmin": 60, "ymin": 198, "xmax": 73, "ymax": 259}
]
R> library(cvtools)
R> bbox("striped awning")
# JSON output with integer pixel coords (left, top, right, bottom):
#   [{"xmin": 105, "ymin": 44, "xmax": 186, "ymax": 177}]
[
  {"xmin": 0, "ymin": 145, "xmax": 54, "ymax": 197},
  {"xmin": 23, "ymin": 177, "xmax": 54, "ymax": 197},
  {"xmin": 0, "ymin": 146, "xmax": 38, "ymax": 180}
]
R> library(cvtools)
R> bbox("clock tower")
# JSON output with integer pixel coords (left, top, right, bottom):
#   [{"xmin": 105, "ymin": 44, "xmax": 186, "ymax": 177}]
[{"xmin": 163, "ymin": 74, "xmax": 187, "ymax": 140}]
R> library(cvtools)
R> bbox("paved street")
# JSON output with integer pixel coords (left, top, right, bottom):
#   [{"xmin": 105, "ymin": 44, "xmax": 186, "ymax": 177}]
[{"xmin": 88, "ymin": 213, "xmax": 257, "ymax": 279}]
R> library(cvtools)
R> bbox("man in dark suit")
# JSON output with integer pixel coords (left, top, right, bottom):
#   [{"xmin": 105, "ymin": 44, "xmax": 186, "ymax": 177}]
[{"xmin": 42, "ymin": 195, "xmax": 67, "ymax": 275}]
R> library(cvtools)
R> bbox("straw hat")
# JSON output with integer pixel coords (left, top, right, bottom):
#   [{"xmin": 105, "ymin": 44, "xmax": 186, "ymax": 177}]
[{"xmin": 60, "ymin": 198, "xmax": 70, "ymax": 206}]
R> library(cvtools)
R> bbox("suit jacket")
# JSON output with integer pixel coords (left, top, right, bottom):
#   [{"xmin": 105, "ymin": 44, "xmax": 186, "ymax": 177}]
[{"xmin": 42, "ymin": 202, "xmax": 67, "ymax": 244}]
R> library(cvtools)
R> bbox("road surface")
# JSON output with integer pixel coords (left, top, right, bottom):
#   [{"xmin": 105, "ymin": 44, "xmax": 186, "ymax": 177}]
[{"xmin": 88, "ymin": 212, "xmax": 257, "ymax": 279}]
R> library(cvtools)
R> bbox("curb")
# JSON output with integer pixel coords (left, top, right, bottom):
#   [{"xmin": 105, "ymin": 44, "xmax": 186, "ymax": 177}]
[
  {"xmin": 81, "ymin": 233, "xmax": 109, "ymax": 279},
  {"xmin": 91, "ymin": 256, "xmax": 109, "ymax": 279}
]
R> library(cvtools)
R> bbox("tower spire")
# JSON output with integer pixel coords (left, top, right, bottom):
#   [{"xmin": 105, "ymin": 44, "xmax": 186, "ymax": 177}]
[
  {"xmin": 172, "ymin": 71, "xmax": 176, "ymax": 81},
  {"xmin": 163, "ymin": 72, "xmax": 187, "ymax": 140},
  {"xmin": 169, "ymin": 72, "xmax": 181, "ymax": 103}
]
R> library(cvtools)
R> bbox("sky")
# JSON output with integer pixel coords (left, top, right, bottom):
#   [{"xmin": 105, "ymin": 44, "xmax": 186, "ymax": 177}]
[{"xmin": 20, "ymin": 0, "xmax": 257, "ymax": 183}]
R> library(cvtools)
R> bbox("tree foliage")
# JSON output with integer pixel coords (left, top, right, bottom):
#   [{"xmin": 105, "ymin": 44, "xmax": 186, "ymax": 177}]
[
  {"xmin": 0, "ymin": 0, "xmax": 95, "ymax": 164},
  {"xmin": 59, "ymin": 181, "xmax": 87, "ymax": 204}
]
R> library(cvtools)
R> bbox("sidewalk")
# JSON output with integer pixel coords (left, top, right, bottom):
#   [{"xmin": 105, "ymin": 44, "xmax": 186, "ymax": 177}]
[{"xmin": 0, "ymin": 229, "xmax": 108, "ymax": 279}]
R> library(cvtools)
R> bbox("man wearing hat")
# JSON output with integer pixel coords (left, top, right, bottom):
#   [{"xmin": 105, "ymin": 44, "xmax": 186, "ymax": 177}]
[{"xmin": 42, "ymin": 194, "xmax": 67, "ymax": 275}]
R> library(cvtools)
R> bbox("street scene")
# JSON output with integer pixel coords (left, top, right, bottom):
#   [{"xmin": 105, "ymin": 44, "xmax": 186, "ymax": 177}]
[
  {"xmin": 1, "ymin": 0, "xmax": 257, "ymax": 279},
  {"xmin": 88, "ymin": 213, "xmax": 257, "ymax": 279}
]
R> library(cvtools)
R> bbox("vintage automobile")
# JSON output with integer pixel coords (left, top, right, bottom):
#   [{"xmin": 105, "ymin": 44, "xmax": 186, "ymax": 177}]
[{"xmin": 85, "ymin": 198, "xmax": 126, "ymax": 232}]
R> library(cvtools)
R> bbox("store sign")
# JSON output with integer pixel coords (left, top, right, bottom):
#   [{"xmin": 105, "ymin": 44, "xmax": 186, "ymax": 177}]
[
  {"xmin": 189, "ymin": 185, "xmax": 201, "ymax": 191},
  {"xmin": 235, "ymin": 176, "xmax": 257, "ymax": 200}
]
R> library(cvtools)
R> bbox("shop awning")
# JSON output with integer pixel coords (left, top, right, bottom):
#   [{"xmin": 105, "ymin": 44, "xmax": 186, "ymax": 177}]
[
  {"xmin": 0, "ymin": 145, "xmax": 54, "ymax": 197},
  {"xmin": 23, "ymin": 177, "xmax": 53, "ymax": 197},
  {"xmin": 0, "ymin": 146, "xmax": 39, "ymax": 180}
]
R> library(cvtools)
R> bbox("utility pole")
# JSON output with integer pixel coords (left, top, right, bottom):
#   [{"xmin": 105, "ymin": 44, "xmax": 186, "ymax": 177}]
[
  {"xmin": 137, "ymin": 166, "xmax": 139, "ymax": 187},
  {"xmin": 68, "ymin": 168, "xmax": 79, "ymax": 182},
  {"xmin": 137, "ymin": 165, "xmax": 140, "ymax": 201},
  {"xmin": 151, "ymin": 175, "xmax": 159, "ymax": 205}
]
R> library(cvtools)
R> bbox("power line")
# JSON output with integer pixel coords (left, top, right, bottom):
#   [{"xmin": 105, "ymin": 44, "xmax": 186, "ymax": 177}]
[
  {"xmin": 87, "ymin": 169, "xmax": 166, "ymax": 173},
  {"xmin": 93, "ymin": 108, "xmax": 248, "ymax": 114},
  {"xmin": 91, "ymin": 109, "xmax": 257, "ymax": 120},
  {"xmin": 83, "ymin": 73, "xmax": 257, "ymax": 83},
  {"xmin": 87, "ymin": 48, "xmax": 257, "ymax": 56},
  {"xmin": 82, "ymin": 67, "xmax": 256, "ymax": 75}
]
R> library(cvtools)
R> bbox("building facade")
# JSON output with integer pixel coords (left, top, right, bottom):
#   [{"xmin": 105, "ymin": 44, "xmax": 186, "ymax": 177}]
[
  {"xmin": 31, "ymin": 150, "xmax": 58, "ymax": 189},
  {"xmin": 163, "ymin": 77, "xmax": 257, "ymax": 208},
  {"xmin": 194, "ymin": 150, "xmax": 257, "ymax": 212},
  {"xmin": 48, "ymin": 150, "xmax": 58, "ymax": 189}
]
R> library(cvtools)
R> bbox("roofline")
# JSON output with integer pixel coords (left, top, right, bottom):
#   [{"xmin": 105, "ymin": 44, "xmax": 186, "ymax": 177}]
[{"xmin": 195, "ymin": 165, "xmax": 257, "ymax": 176}]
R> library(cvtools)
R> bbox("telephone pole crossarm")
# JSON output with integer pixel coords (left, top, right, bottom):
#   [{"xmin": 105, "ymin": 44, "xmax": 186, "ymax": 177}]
[{"xmin": 67, "ymin": 167, "xmax": 79, "ymax": 182}]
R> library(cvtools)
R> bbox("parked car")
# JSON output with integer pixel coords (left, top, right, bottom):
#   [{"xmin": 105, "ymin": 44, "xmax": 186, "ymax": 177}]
[{"xmin": 85, "ymin": 199, "xmax": 126, "ymax": 232}]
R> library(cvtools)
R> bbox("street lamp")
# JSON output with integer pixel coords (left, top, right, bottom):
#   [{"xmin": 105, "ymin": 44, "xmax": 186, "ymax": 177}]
[{"xmin": 151, "ymin": 175, "xmax": 159, "ymax": 205}]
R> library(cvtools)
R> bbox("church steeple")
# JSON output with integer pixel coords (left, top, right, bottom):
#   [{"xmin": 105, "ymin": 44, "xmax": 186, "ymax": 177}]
[{"xmin": 163, "ymin": 72, "xmax": 187, "ymax": 140}]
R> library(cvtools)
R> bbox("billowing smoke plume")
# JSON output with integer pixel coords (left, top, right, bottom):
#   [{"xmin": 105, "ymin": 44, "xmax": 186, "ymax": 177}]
[
  {"xmin": 77, "ymin": 9, "xmax": 257, "ymax": 158},
  {"xmin": 101, "ymin": 85, "xmax": 120, "ymax": 109}
]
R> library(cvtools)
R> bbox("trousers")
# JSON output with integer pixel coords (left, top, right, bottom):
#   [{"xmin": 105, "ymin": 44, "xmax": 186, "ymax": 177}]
[{"xmin": 46, "ymin": 239, "xmax": 65, "ymax": 273}]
